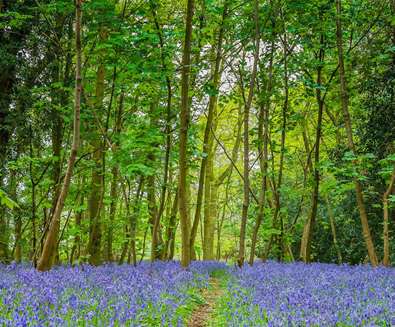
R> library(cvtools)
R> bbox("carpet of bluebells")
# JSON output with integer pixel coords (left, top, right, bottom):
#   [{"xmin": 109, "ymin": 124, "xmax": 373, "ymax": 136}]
[
  {"xmin": 1, "ymin": 261, "xmax": 395, "ymax": 326},
  {"xmin": 216, "ymin": 261, "xmax": 395, "ymax": 326},
  {"xmin": 0, "ymin": 261, "xmax": 225, "ymax": 326}
]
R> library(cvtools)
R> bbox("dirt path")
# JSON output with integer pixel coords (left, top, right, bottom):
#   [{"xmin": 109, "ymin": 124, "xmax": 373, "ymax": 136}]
[{"xmin": 187, "ymin": 278, "xmax": 222, "ymax": 327}]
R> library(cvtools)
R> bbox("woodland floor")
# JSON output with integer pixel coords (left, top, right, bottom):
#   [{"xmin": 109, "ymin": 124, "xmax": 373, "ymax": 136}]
[
  {"xmin": 188, "ymin": 278, "xmax": 223, "ymax": 327},
  {"xmin": 1, "ymin": 263, "xmax": 393, "ymax": 326}
]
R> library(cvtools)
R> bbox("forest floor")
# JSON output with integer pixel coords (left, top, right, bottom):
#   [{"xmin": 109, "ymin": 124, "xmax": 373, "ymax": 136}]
[
  {"xmin": 0, "ymin": 263, "xmax": 393, "ymax": 325},
  {"xmin": 188, "ymin": 277, "xmax": 223, "ymax": 327}
]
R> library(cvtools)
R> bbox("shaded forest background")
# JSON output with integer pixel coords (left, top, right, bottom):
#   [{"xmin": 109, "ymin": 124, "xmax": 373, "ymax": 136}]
[{"xmin": 0, "ymin": 0, "xmax": 394, "ymax": 270}]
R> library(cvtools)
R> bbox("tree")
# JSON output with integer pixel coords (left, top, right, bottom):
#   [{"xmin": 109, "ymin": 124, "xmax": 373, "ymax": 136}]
[
  {"xmin": 383, "ymin": 163, "xmax": 395, "ymax": 266},
  {"xmin": 335, "ymin": 0, "xmax": 378, "ymax": 266},
  {"xmin": 238, "ymin": 0, "xmax": 260, "ymax": 268},
  {"xmin": 178, "ymin": 0, "xmax": 194, "ymax": 268},
  {"xmin": 0, "ymin": 0, "xmax": 391, "ymax": 269},
  {"xmin": 37, "ymin": 0, "xmax": 82, "ymax": 271}
]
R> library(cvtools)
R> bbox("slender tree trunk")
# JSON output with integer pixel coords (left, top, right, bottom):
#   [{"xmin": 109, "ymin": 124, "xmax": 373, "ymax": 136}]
[
  {"xmin": 149, "ymin": 1, "xmax": 173, "ymax": 263},
  {"xmin": 87, "ymin": 121, "xmax": 104, "ymax": 265},
  {"xmin": 0, "ymin": 178, "xmax": 9, "ymax": 262},
  {"xmin": 164, "ymin": 188, "xmax": 179, "ymax": 260},
  {"xmin": 325, "ymin": 196, "xmax": 342, "ymax": 264},
  {"xmin": 87, "ymin": 25, "xmax": 108, "ymax": 266},
  {"xmin": 216, "ymin": 174, "xmax": 231, "ymax": 260},
  {"xmin": 249, "ymin": 104, "xmax": 269, "ymax": 264},
  {"xmin": 335, "ymin": 0, "xmax": 378, "ymax": 266},
  {"xmin": 200, "ymin": 6, "xmax": 229, "ymax": 261},
  {"xmin": 37, "ymin": 0, "xmax": 82, "ymax": 271},
  {"xmin": 178, "ymin": 0, "xmax": 194, "ymax": 267},
  {"xmin": 70, "ymin": 189, "xmax": 84, "ymax": 265},
  {"xmin": 300, "ymin": 33, "xmax": 324, "ymax": 263},
  {"xmin": 28, "ymin": 132, "xmax": 38, "ymax": 264},
  {"xmin": 148, "ymin": 171, "xmax": 160, "ymax": 260},
  {"xmin": 140, "ymin": 225, "xmax": 148, "ymax": 263},
  {"xmin": 238, "ymin": 0, "xmax": 260, "ymax": 267},
  {"xmin": 49, "ymin": 116, "xmax": 63, "ymax": 262},
  {"xmin": 120, "ymin": 180, "xmax": 131, "ymax": 265},
  {"xmin": 383, "ymin": 165, "xmax": 395, "ymax": 266},
  {"xmin": 249, "ymin": 31, "xmax": 275, "ymax": 265},
  {"xmin": 72, "ymin": 173, "xmax": 87, "ymax": 264},
  {"xmin": 190, "ymin": 0, "xmax": 228, "ymax": 260},
  {"xmin": 277, "ymin": 30, "xmax": 289, "ymax": 260},
  {"xmin": 11, "ymin": 168, "xmax": 21, "ymax": 263},
  {"xmin": 106, "ymin": 93, "xmax": 124, "ymax": 262},
  {"xmin": 121, "ymin": 177, "xmax": 143, "ymax": 266},
  {"xmin": 302, "ymin": 110, "xmax": 314, "ymax": 174},
  {"xmin": 14, "ymin": 215, "xmax": 22, "ymax": 262},
  {"xmin": 118, "ymin": 225, "xmax": 129, "ymax": 265},
  {"xmin": 203, "ymin": 141, "xmax": 216, "ymax": 260},
  {"xmin": 47, "ymin": 28, "xmax": 71, "ymax": 261}
]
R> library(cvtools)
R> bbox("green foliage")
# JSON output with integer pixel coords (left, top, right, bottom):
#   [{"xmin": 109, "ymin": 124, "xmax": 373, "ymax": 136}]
[
  {"xmin": 0, "ymin": 0, "xmax": 393, "ymax": 266},
  {"xmin": 0, "ymin": 189, "xmax": 18, "ymax": 210}
]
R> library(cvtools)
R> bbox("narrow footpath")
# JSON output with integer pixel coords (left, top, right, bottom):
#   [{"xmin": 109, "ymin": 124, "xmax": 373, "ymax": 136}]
[{"xmin": 187, "ymin": 278, "xmax": 223, "ymax": 327}]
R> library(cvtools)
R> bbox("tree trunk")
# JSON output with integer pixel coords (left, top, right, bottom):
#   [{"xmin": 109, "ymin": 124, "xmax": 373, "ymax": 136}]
[
  {"xmin": 149, "ymin": 1, "xmax": 173, "ymax": 264},
  {"xmin": 148, "ymin": 171, "xmax": 160, "ymax": 260},
  {"xmin": 0, "ymin": 179, "xmax": 9, "ymax": 263},
  {"xmin": 11, "ymin": 167, "xmax": 21, "ymax": 263},
  {"xmin": 118, "ymin": 225, "xmax": 129, "ymax": 265},
  {"xmin": 216, "ymin": 173, "xmax": 231, "ymax": 260},
  {"xmin": 203, "ymin": 141, "xmax": 216, "ymax": 260},
  {"xmin": 164, "ymin": 188, "xmax": 179, "ymax": 260},
  {"xmin": 335, "ymin": 0, "xmax": 378, "ymax": 266},
  {"xmin": 383, "ymin": 165, "xmax": 395, "ymax": 266},
  {"xmin": 70, "ymin": 190, "xmax": 84, "ymax": 265},
  {"xmin": 178, "ymin": 0, "xmax": 194, "ymax": 267},
  {"xmin": 325, "ymin": 196, "xmax": 342, "ymax": 264},
  {"xmin": 276, "ymin": 29, "xmax": 289, "ymax": 260},
  {"xmin": 106, "ymin": 93, "xmax": 124, "ymax": 262},
  {"xmin": 249, "ymin": 105, "xmax": 269, "ymax": 264},
  {"xmin": 37, "ymin": 0, "xmax": 82, "ymax": 271},
  {"xmin": 88, "ymin": 25, "xmax": 108, "ymax": 266},
  {"xmin": 190, "ymin": 0, "xmax": 228, "ymax": 260},
  {"xmin": 249, "ymin": 30, "xmax": 274, "ymax": 265},
  {"xmin": 300, "ymin": 33, "xmax": 324, "ymax": 263},
  {"xmin": 87, "ymin": 117, "xmax": 104, "ymax": 265},
  {"xmin": 135, "ymin": 177, "xmax": 145, "ymax": 263},
  {"xmin": 238, "ymin": 0, "xmax": 260, "ymax": 267}
]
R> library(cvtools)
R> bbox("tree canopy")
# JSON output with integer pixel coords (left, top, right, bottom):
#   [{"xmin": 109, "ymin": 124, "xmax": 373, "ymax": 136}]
[{"xmin": 0, "ymin": 0, "xmax": 394, "ymax": 270}]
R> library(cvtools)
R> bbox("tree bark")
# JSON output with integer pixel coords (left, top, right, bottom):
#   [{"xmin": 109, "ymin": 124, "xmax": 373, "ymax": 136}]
[
  {"xmin": 335, "ymin": 0, "xmax": 378, "ymax": 266},
  {"xmin": 238, "ymin": 0, "xmax": 260, "ymax": 267},
  {"xmin": 164, "ymin": 188, "xmax": 179, "ymax": 260},
  {"xmin": 0, "ymin": 178, "xmax": 9, "ymax": 262},
  {"xmin": 203, "ymin": 140, "xmax": 216, "ymax": 260},
  {"xmin": 277, "ymin": 28, "xmax": 289, "ymax": 260},
  {"xmin": 87, "ymin": 24, "xmax": 108, "ymax": 266},
  {"xmin": 325, "ymin": 196, "xmax": 342, "ymax": 264},
  {"xmin": 148, "ymin": 170, "xmax": 159, "ymax": 259},
  {"xmin": 131, "ymin": 177, "xmax": 144, "ymax": 265},
  {"xmin": 11, "ymin": 167, "xmax": 21, "ymax": 263},
  {"xmin": 190, "ymin": 0, "xmax": 228, "ymax": 260},
  {"xmin": 300, "ymin": 32, "xmax": 325, "ymax": 263},
  {"xmin": 70, "ymin": 184, "xmax": 84, "ymax": 265},
  {"xmin": 249, "ymin": 103, "xmax": 270, "ymax": 264},
  {"xmin": 37, "ymin": 0, "xmax": 82, "ymax": 271},
  {"xmin": 149, "ymin": 3, "xmax": 173, "ymax": 263},
  {"xmin": 249, "ymin": 28, "xmax": 275, "ymax": 265},
  {"xmin": 383, "ymin": 165, "xmax": 395, "ymax": 266},
  {"xmin": 105, "ymin": 92, "xmax": 124, "ymax": 262},
  {"xmin": 178, "ymin": 0, "xmax": 194, "ymax": 267}
]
